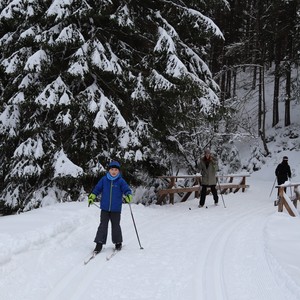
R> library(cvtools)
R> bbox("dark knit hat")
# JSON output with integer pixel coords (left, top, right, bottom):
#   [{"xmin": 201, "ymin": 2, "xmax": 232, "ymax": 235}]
[
  {"xmin": 283, "ymin": 156, "xmax": 288, "ymax": 161},
  {"xmin": 108, "ymin": 161, "xmax": 121, "ymax": 170}
]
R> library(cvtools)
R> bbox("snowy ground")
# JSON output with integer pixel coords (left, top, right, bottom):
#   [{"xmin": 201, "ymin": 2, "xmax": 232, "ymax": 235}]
[{"xmin": 1, "ymin": 162, "xmax": 300, "ymax": 300}]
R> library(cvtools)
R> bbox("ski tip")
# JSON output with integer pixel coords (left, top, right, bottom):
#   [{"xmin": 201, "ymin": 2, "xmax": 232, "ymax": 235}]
[{"xmin": 83, "ymin": 252, "xmax": 97, "ymax": 265}]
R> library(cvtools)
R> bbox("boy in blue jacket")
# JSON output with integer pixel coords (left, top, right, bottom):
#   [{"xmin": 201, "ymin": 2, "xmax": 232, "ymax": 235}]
[{"xmin": 88, "ymin": 161, "xmax": 132, "ymax": 254}]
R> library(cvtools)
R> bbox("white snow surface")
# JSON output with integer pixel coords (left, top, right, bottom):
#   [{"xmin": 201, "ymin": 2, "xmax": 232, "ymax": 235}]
[{"xmin": 1, "ymin": 162, "xmax": 300, "ymax": 300}]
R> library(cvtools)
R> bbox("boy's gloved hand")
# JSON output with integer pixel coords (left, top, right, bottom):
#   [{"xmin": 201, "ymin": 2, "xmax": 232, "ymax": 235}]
[
  {"xmin": 125, "ymin": 194, "xmax": 132, "ymax": 203},
  {"xmin": 88, "ymin": 193, "xmax": 96, "ymax": 207}
]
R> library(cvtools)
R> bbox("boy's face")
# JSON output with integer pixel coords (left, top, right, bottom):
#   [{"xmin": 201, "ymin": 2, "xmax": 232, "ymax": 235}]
[{"xmin": 109, "ymin": 167, "xmax": 120, "ymax": 176}]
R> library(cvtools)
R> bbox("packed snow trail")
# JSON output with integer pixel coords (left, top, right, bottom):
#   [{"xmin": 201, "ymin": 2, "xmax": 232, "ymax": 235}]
[{"xmin": 1, "ymin": 177, "xmax": 300, "ymax": 300}]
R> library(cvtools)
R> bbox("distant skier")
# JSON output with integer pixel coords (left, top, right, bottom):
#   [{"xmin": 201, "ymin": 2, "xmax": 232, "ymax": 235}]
[
  {"xmin": 198, "ymin": 148, "xmax": 219, "ymax": 207},
  {"xmin": 87, "ymin": 161, "xmax": 132, "ymax": 254},
  {"xmin": 275, "ymin": 156, "xmax": 291, "ymax": 193}
]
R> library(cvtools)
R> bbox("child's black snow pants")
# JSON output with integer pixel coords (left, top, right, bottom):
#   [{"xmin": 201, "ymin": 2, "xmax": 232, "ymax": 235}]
[{"xmin": 94, "ymin": 210, "xmax": 122, "ymax": 245}]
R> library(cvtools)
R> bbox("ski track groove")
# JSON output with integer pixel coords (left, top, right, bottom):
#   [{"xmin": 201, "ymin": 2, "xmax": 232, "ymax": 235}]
[
  {"xmin": 196, "ymin": 205, "xmax": 266, "ymax": 300},
  {"xmin": 194, "ymin": 201, "xmax": 297, "ymax": 300},
  {"xmin": 45, "ymin": 245, "xmax": 126, "ymax": 300},
  {"xmin": 45, "ymin": 251, "xmax": 110, "ymax": 300},
  {"xmin": 45, "ymin": 205, "xmax": 143, "ymax": 300},
  {"xmin": 120, "ymin": 201, "xmax": 299, "ymax": 300},
  {"xmin": 7, "ymin": 200, "xmax": 300, "ymax": 300}
]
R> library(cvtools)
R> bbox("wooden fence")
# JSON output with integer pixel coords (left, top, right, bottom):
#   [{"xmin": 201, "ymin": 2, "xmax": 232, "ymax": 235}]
[{"xmin": 156, "ymin": 174, "xmax": 250, "ymax": 205}]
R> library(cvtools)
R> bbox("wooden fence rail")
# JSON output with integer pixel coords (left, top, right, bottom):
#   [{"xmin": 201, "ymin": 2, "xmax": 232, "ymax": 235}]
[{"xmin": 156, "ymin": 174, "xmax": 250, "ymax": 205}]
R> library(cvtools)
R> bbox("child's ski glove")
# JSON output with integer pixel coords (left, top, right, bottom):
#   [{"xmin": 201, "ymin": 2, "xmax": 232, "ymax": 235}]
[
  {"xmin": 88, "ymin": 193, "xmax": 96, "ymax": 207},
  {"xmin": 125, "ymin": 194, "xmax": 133, "ymax": 203}
]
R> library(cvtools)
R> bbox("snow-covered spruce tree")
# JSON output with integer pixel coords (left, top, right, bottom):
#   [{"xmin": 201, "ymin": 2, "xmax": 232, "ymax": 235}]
[{"xmin": 0, "ymin": 0, "xmax": 225, "ymax": 212}]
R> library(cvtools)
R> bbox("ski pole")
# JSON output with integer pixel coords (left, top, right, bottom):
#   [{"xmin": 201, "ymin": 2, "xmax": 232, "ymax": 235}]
[
  {"xmin": 128, "ymin": 202, "xmax": 144, "ymax": 250},
  {"xmin": 92, "ymin": 202, "xmax": 100, "ymax": 209},
  {"xmin": 217, "ymin": 177, "xmax": 226, "ymax": 208},
  {"xmin": 269, "ymin": 177, "xmax": 277, "ymax": 197}
]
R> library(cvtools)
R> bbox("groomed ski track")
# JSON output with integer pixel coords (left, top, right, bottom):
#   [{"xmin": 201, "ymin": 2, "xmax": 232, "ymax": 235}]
[{"xmin": 1, "ymin": 178, "xmax": 300, "ymax": 300}]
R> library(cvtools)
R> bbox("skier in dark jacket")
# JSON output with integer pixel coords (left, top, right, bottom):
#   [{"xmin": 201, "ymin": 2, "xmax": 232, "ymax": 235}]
[
  {"xmin": 275, "ymin": 156, "xmax": 291, "ymax": 193},
  {"xmin": 88, "ymin": 161, "xmax": 132, "ymax": 254}
]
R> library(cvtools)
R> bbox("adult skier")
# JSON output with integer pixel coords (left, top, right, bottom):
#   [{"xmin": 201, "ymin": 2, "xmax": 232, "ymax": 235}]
[
  {"xmin": 198, "ymin": 148, "xmax": 219, "ymax": 207},
  {"xmin": 275, "ymin": 156, "xmax": 291, "ymax": 194}
]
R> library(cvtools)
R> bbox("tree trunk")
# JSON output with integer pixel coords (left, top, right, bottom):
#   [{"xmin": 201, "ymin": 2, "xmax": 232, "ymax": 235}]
[
  {"xmin": 220, "ymin": 67, "xmax": 226, "ymax": 103},
  {"xmin": 258, "ymin": 66, "xmax": 262, "ymax": 133},
  {"xmin": 226, "ymin": 68, "xmax": 232, "ymax": 99},
  {"xmin": 259, "ymin": 65, "xmax": 269, "ymax": 155},
  {"xmin": 272, "ymin": 61, "xmax": 280, "ymax": 127},
  {"xmin": 232, "ymin": 67, "xmax": 237, "ymax": 98},
  {"xmin": 285, "ymin": 64, "xmax": 291, "ymax": 126}
]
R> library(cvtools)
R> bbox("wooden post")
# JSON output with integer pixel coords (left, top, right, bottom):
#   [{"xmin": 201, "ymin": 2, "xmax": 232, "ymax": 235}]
[
  {"xmin": 170, "ymin": 177, "xmax": 175, "ymax": 204},
  {"xmin": 278, "ymin": 187, "xmax": 284, "ymax": 212},
  {"xmin": 241, "ymin": 176, "xmax": 246, "ymax": 192},
  {"xmin": 229, "ymin": 176, "xmax": 234, "ymax": 193},
  {"xmin": 294, "ymin": 185, "xmax": 300, "ymax": 208},
  {"xmin": 157, "ymin": 176, "xmax": 175, "ymax": 205},
  {"xmin": 278, "ymin": 186, "xmax": 296, "ymax": 217}
]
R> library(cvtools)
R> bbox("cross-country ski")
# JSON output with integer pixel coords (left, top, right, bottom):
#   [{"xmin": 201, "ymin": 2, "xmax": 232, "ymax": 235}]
[
  {"xmin": 106, "ymin": 248, "xmax": 121, "ymax": 261},
  {"xmin": 84, "ymin": 252, "xmax": 98, "ymax": 265}
]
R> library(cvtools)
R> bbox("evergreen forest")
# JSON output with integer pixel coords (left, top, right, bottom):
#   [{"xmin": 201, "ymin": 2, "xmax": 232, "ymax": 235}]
[{"xmin": 0, "ymin": 0, "xmax": 299, "ymax": 213}]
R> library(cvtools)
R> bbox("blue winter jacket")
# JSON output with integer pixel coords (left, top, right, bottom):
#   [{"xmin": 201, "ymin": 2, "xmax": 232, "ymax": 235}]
[{"xmin": 92, "ymin": 174, "xmax": 132, "ymax": 212}]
